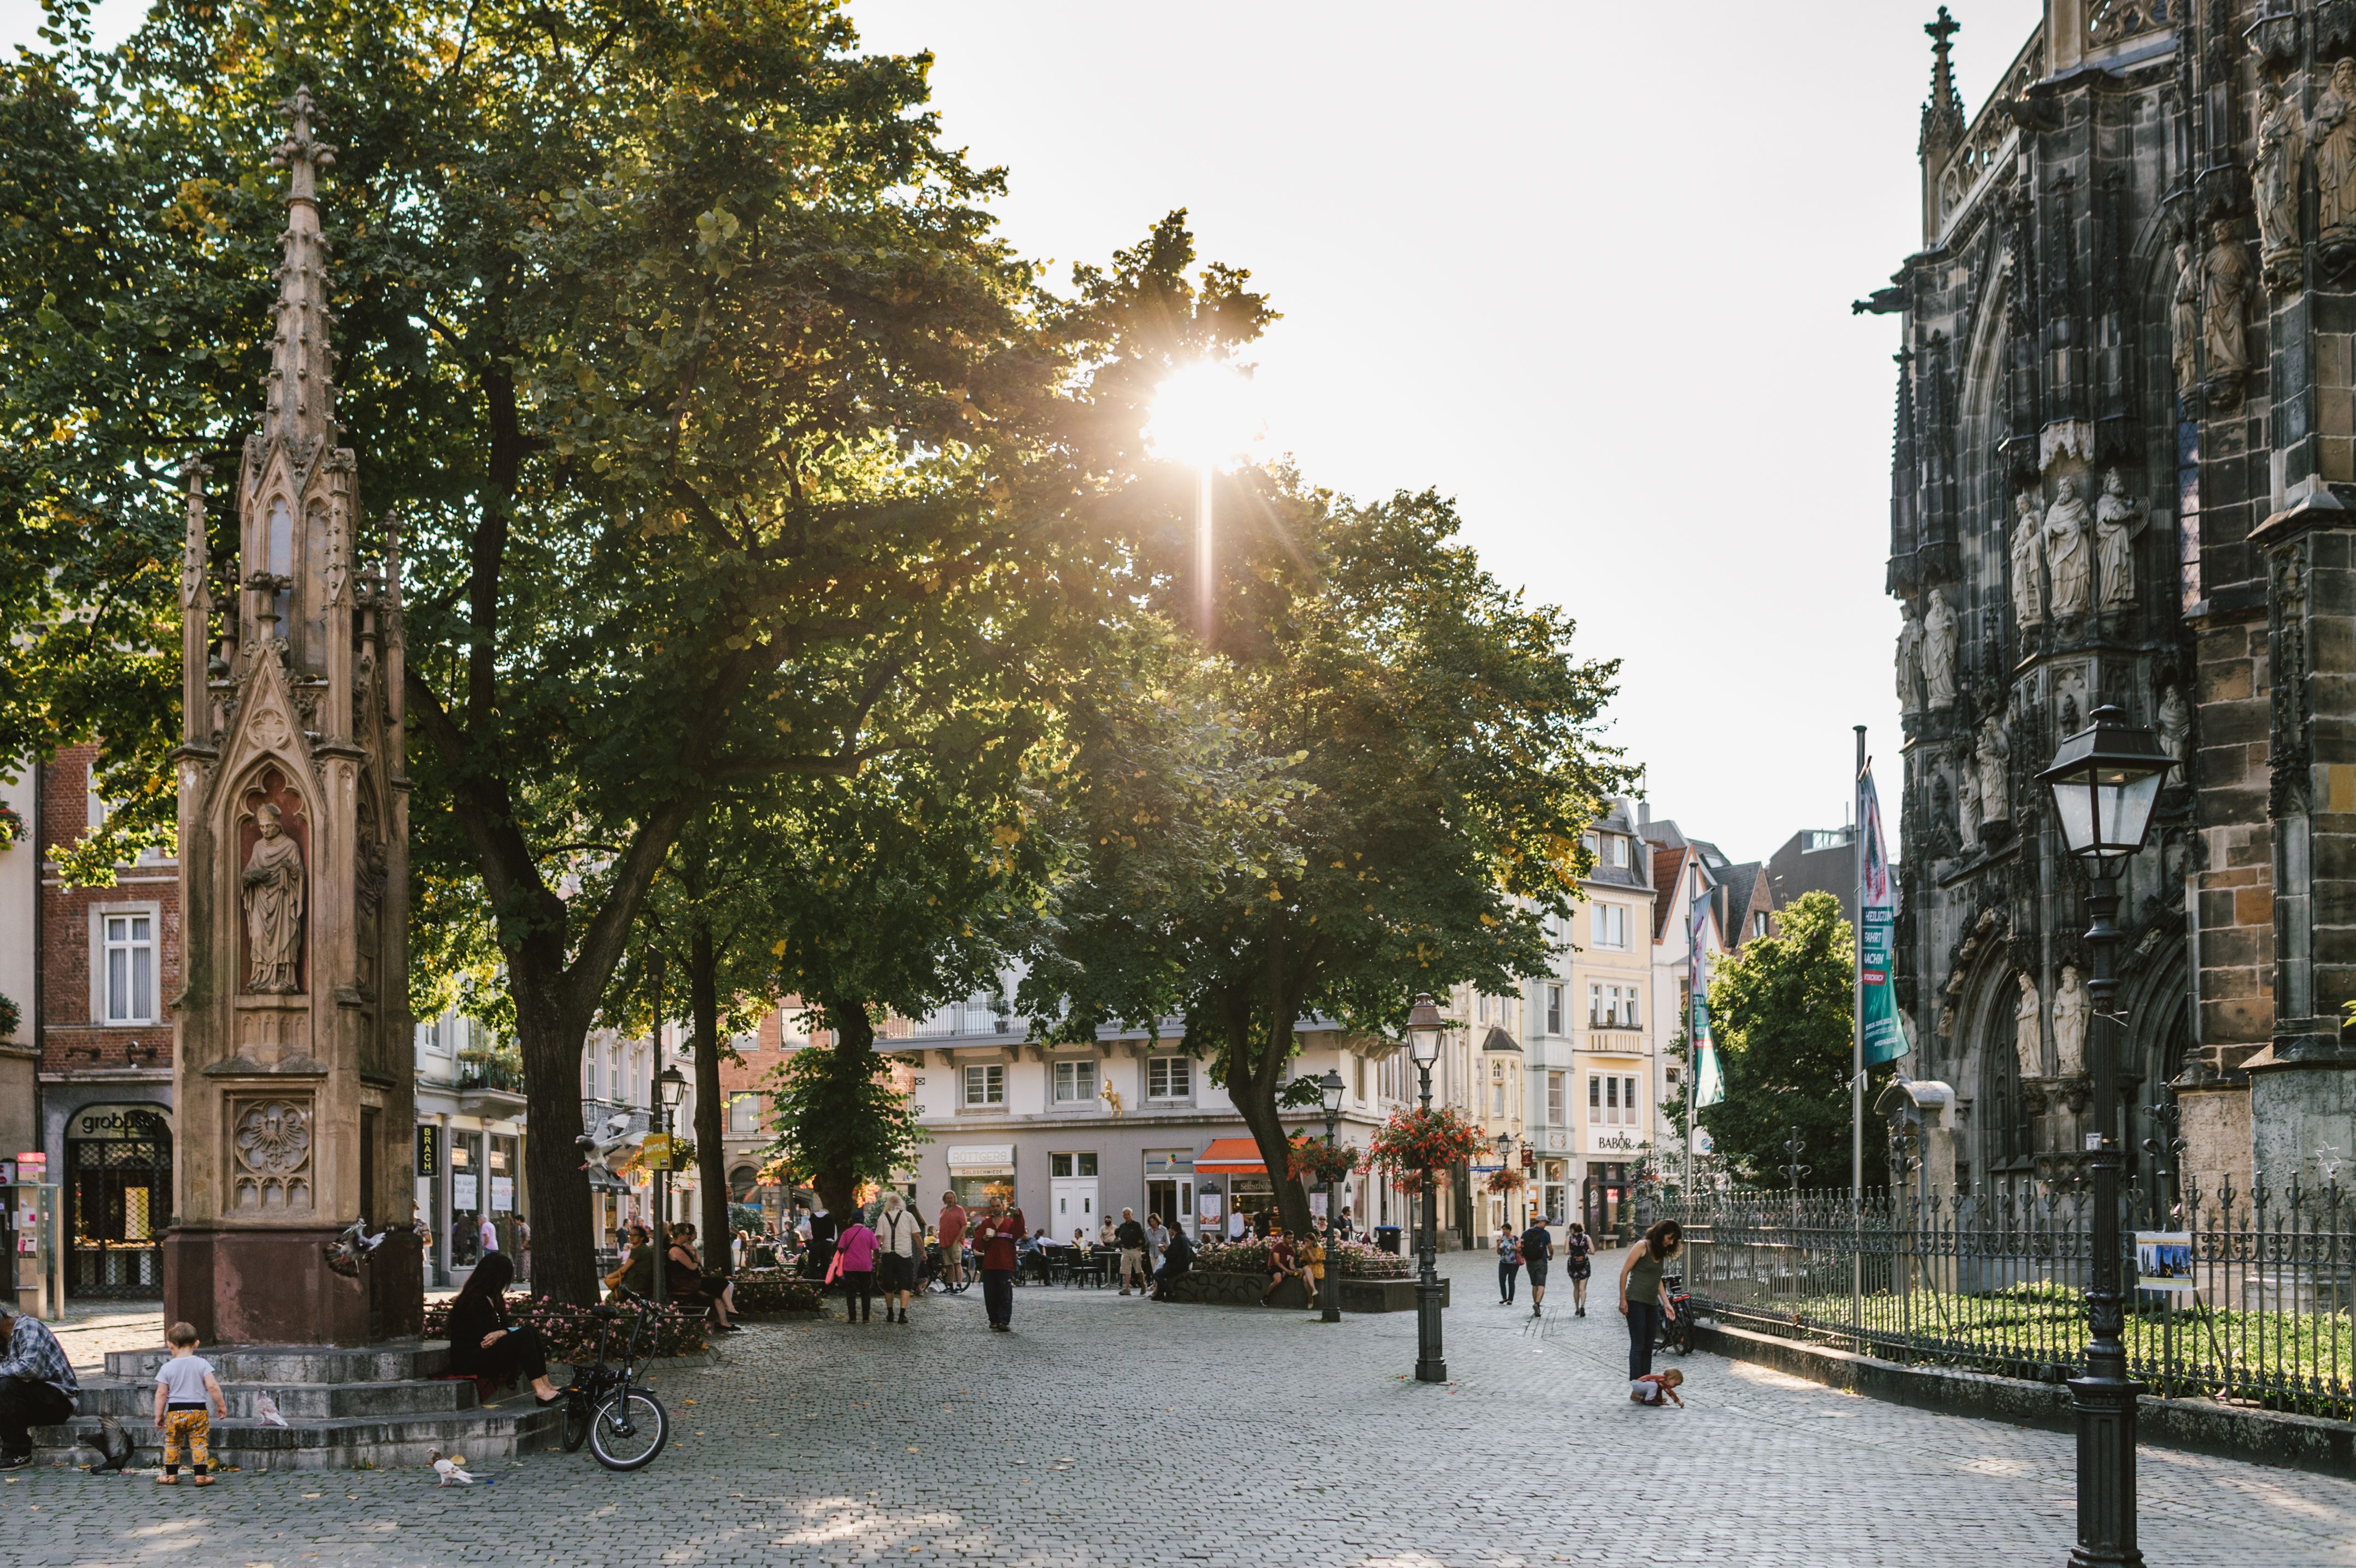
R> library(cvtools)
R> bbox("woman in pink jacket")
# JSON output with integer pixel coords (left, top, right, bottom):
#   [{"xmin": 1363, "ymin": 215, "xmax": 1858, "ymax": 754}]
[{"xmin": 835, "ymin": 1215, "xmax": 878, "ymax": 1324}]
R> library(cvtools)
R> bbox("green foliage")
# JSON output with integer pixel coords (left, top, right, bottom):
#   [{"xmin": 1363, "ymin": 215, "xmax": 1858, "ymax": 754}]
[
  {"xmin": 758, "ymin": 1032, "xmax": 925, "ymax": 1209},
  {"xmin": 1697, "ymin": 891, "xmax": 1888, "ymax": 1188},
  {"xmin": 0, "ymin": 993, "xmax": 17, "ymax": 1041},
  {"xmin": 725, "ymin": 1270, "xmax": 823, "ymax": 1316},
  {"xmin": 1368, "ymin": 1105, "xmax": 1489, "ymax": 1177},
  {"xmin": 420, "ymin": 1291, "xmax": 706, "ymax": 1363}
]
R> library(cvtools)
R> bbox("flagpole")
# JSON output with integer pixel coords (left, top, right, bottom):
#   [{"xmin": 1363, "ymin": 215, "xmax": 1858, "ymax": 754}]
[{"xmin": 1852, "ymin": 726, "xmax": 1866, "ymax": 1202}]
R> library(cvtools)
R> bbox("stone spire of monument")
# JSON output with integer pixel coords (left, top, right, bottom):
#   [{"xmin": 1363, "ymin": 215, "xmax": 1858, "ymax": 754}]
[
  {"xmin": 1919, "ymin": 8, "xmax": 1965, "ymax": 159},
  {"xmin": 264, "ymin": 89, "xmax": 341, "ymax": 457}
]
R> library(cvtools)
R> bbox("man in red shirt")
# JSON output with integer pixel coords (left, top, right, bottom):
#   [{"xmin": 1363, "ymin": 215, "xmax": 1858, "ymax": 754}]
[
  {"xmin": 970, "ymin": 1193, "xmax": 1026, "ymax": 1332},
  {"xmin": 936, "ymin": 1192, "xmax": 969, "ymax": 1293}
]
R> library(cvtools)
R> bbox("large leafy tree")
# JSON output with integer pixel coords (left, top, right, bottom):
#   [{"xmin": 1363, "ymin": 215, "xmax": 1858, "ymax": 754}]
[
  {"xmin": 1025, "ymin": 487, "xmax": 1633, "ymax": 1237},
  {"xmin": 0, "ymin": 0, "xmax": 1122, "ymax": 1300},
  {"xmin": 1698, "ymin": 890, "xmax": 1889, "ymax": 1190}
]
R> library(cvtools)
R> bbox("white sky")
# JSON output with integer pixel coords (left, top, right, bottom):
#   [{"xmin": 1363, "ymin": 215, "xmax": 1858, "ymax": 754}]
[{"xmin": 7, "ymin": 0, "xmax": 2052, "ymax": 864}]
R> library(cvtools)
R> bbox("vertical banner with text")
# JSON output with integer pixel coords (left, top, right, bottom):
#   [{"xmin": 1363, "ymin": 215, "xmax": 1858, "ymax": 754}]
[{"xmin": 1857, "ymin": 761, "xmax": 1910, "ymax": 1066}]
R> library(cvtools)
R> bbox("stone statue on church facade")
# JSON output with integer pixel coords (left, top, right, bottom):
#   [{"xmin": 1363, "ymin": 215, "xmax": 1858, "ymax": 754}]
[
  {"xmin": 2094, "ymin": 468, "xmax": 2147, "ymax": 613},
  {"xmin": 2043, "ymin": 473, "xmax": 2094, "ymax": 620},
  {"xmin": 1977, "ymin": 712, "xmax": 2010, "ymax": 823},
  {"xmin": 2009, "ymin": 490, "xmax": 2045, "ymax": 631},
  {"xmin": 1923, "ymin": 592, "xmax": 1959, "ymax": 712},
  {"xmin": 2014, "ymin": 972, "xmax": 2044, "ymax": 1080},
  {"xmin": 2158, "ymin": 683, "xmax": 2190, "ymax": 765},
  {"xmin": 2256, "ymin": 83, "xmax": 2305, "ymax": 286},
  {"xmin": 1897, "ymin": 598, "xmax": 1924, "ymax": 714},
  {"xmin": 2052, "ymin": 965, "xmax": 2090, "ymax": 1077},
  {"xmin": 2203, "ymin": 222, "xmax": 2253, "ymax": 402},
  {"xmin": 1959, "ymin": 756, "xmax": 1983, "ymax": 847},
  {"xmin": 2171, "ymin": 234, "xmax": 2200, "ymax": 401},
  {"xmin": 241, "ymin": 803, "xmax": 305, "ymax": 993},
  {"xmin": 2315, "ymin": 58, "xmax": 2356, "ymax": 249}
]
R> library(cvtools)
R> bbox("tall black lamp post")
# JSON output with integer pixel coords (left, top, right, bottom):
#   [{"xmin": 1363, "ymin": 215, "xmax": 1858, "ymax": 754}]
[
  {"xmin": 653, "ymin": 1062, "xmax": 688, "ymax": 1304},
  {"xmin": 1406, "ymin": 993, "xmax": 1446, "ymax": 1382},
  {"xmin": 1319, "ymin": 1068, "xmax": 1345, "ymax": 1323},
  {"xmin": 1493, "ymin": 1132, "xmax": 1518, "ymax": 1236},
  {"xmin": 2035, "ymin": 704, "xmax": 2173, "ymax": 1568}
]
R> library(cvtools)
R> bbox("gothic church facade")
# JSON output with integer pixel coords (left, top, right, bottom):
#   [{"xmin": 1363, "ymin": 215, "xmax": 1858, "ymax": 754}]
[{"xmin": 1884, "ymin": 1, "xmax": 2356, "ymax": 1199}]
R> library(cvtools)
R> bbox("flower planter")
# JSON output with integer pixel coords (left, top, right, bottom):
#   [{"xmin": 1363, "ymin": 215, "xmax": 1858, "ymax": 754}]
[{"xmin": 1155, "ymin": 1270, "xmax": 1449, "ymax": 1313}]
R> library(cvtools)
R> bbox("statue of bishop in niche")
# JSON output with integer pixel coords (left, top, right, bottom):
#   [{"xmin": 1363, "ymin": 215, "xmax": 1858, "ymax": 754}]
[
  {"xmin": 2095, "ymin": 469, "xmax": 2148, "ymax": 613},
  {"xmin": 2043, "ymin": 473, "xmax": 2095, "ymax": 620},
  {"xmin": 242, "ymin": 803, "xmax": 306, "ymax": 994}
]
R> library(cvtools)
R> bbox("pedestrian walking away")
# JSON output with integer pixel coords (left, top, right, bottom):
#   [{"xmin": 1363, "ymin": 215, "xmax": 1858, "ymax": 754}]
[
  {"xmin": 806, "ymin": 1202, "xmax": 840, "ymax": 1284},
  {"xmin": 876, "ymin": 1191, "xmax": 923, "ymax": 1323},
  {"xmin": 1114, "ymin": 1208, "xmax": 1149, "ymax": 1295},
  {"xmin": 1519, "ymin": 1215, "xmax": 1552, "ymax": 1318},
  {"xmin": 1563, "ymin": 1220, "xmax": 1595, "ymax": 1316},
  {"xmin": 836, "ymin": 1213, "xmax": 878, "ymax": 1323},
  {"xmin": 151, "ymin": 1321, "xmax": 228, "ymax": 1485},
  {"xmin": 935, "ymin": 1192, "xmax": 968, "ymax": 1291},
  {"xmin": 1617, "ymin": 1218, "xmax": 1683, "ymax": 1384},
  {"xmin": 972, "ymin": 1194, "xmax": 1027, "ymax": 1331},
  {"xmin": 1495, "ymin": 1226, "xmax": 1521, "ymax": 1305}
]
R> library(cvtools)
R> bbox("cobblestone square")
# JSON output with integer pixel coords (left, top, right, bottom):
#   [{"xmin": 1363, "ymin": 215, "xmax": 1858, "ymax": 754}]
[{"xmin": 0, "ymin": 1253, "xmax": 2349, "ymax": 1567}]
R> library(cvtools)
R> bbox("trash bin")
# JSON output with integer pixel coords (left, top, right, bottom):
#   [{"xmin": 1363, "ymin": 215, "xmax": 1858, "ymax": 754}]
[{"xmin": 1374, "ymin": 1225, "xmax": 1403, "ymax": 1255}]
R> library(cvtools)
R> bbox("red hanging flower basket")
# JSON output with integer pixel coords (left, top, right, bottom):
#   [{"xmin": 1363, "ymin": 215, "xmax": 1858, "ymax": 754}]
[
  {"xmin": 1368, "ymin": 1106, "xmax": 1488, "ymax": 1177},
  {"xmin": 1285, "ymin": 1131, "xmax": 1361, "ymax": 1183}
]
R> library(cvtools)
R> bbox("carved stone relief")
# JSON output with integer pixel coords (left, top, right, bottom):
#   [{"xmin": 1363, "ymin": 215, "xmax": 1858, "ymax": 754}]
[{"xmin": 231, "ymin": 1096, "xmax": 315, "ymax": 1213}]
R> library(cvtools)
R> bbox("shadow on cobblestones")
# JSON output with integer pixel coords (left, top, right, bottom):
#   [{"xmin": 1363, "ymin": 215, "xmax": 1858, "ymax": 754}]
[{"xmin": 0, "ymin": 1252, "xmax": 2351, "ymax": 1567}]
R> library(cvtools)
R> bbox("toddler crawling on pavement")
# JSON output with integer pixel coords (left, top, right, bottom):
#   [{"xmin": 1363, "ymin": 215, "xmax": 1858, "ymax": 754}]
[{"xmin": 1630, "ymin": 1369, "xmax": 1684, "ymax": 1407}]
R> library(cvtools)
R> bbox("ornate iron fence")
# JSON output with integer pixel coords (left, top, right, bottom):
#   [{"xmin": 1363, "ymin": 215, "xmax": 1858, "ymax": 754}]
[{"xmin": 1664, "ymin": 1178, "xmax": 2355, "ymax": 1420}]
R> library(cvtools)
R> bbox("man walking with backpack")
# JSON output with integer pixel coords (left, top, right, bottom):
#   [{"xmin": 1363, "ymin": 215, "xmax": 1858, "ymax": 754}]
[{"xmin": 1519, "ymin": 1214, "xmax": 1554, "ymax": 1319}]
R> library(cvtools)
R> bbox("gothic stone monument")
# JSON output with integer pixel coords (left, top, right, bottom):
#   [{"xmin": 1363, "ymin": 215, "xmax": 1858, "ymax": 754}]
[
  {"xmin": 1878, "ymin": 2, "xmax": 2356, "ymax": 1204},
  {"xmin": 163, "ymin": 92, "xmax": 419, "ymax": 1345}
]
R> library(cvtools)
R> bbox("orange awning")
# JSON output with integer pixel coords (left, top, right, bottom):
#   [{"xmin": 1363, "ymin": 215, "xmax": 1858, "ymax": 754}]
[{"xmin": 1197, "ymin": 1137, "xmax": 1267, "ymax": 1175}]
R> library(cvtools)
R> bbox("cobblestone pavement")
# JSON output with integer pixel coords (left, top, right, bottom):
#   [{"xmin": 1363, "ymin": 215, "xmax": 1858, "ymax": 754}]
[{"xmin": 3, "ymin": 1250, "xmax": 2352, "ymax": 1567}]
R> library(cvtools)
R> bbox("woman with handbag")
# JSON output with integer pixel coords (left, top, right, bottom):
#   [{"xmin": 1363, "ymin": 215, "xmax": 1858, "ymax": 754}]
[{"xmin": 833, "ymin": 1213, "xmax": 878, "ymax": 1323}]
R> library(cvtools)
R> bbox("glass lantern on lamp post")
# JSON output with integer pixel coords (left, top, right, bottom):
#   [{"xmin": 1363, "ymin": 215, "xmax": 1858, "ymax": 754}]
[
  {"xmin": 1406, "ymin": 994, "xmax": 1446, "ymax": 1383},
  {"xmin": 1319, "ymin": 1068, "xmax": 1345, "ymax": 1324},
  {"xmin": 653, "ymin": 1062, "xmax": 688, "ymax": 1303},
  {"xmin": 2034, "ymin": 704, "xmax": 2173, "ymax": 1568}
]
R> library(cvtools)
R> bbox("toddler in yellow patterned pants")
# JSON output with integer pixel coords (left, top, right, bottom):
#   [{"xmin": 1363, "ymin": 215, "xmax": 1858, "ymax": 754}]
[{"xmin": 153, "ymin": 1322, "xmax": 226, "ymax": 1485}]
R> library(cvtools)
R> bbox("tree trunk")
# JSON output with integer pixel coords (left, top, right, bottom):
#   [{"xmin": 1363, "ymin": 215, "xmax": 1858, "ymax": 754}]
[
  {"xmin": 1218, "ymin": 988, "xmax": 1317, "ymax": 1240},
  {"xmin": 688, "ymin": 919, "xmax": 732, "ymax": 1276},
  {"xmin": 512, "ymin": 937, "xmax": 598, "ymax": 1304},
  {"xmin": 813, "ymin": 999, "xmax": 874, "ymax": 1218}
]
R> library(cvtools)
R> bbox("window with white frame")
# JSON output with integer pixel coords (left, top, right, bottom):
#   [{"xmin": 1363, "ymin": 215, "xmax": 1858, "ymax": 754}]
[
  {"xmin": 726, "ymin": 1093, "xmax": 760, "ymax": 1134},
  {"xmin": 1608, "ymin": 835, "xmax": 1628, "ymax": 868},
  {"xmin": 1546, "ymin": 1071, "xmax": 1567, "ymax": 1125},
  {"xmin": 1587, "ymin": 1072, "xmax": 1640, "ymax": 1126},
  {"xmin": 1545, "ymin": 984, "xmax": 1563, "ymax": 1036},
  {"xmin": 1591, "ymin": 903, "xmax": 1628, "ymax": 950},
  {"xmin": 1146, "ymin": 1055, "xmax": 1192, "ymax": 1100},
  {"xmin": 963, "ymin": 1063, "xmax": 1005, "ymax": 1106},
  {"xmin": 1052, "ymin": 1058, "xmax": 1099, "ymax": 1104},
  {"xmin": 1490, "ymin": 1059, "xmax": 1506, "ymax": 1115},
  {"xmin": 101, "ymin": 912, "xmax": 155, "ymax": 1024},
  {"xmin": 1354, "ymin": 1053, "xmax": 1368, "ymax": 1102},
  {"xmin": 584, "ymin": 1047, "xmax": 602, "ymax": 1103},
  {"xmin": 1752, "ymin": 910, "xmax": 1771, "ymax": 939},
  {"xmin": 1589, "ymin": 983, "xmax": 1639, "ymax": 1029}
]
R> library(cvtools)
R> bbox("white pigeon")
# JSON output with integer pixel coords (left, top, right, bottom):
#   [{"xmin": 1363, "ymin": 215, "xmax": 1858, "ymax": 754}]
[
  {"xmin": 429, "ymin": 1448, "xmax": 477, "ymax": 1486},
  {"xmin": 255, "ymin": 1391, "xmax": 290, "ymax": 1429}
]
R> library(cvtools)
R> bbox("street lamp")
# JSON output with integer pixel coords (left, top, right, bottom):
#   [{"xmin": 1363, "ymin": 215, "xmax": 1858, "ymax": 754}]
[
  {"xmin": 653, "ymin": 1061, "xmax": 688, "ymax": 1305},
  {"xmin": 2035, "ymin": 703, "xmax": 2173, "ymax": 1568},
  {"xmin": 1406, "ymin": 993, "xmax": 1447, "ymax": 1383},
  {"xmin": 1319, "ymin": 1068, "xmax": 1346, "ymax": 1324},
  {"xmin": 1145, "ymin": 361, "xmax": 1261, "ymax": 643}
]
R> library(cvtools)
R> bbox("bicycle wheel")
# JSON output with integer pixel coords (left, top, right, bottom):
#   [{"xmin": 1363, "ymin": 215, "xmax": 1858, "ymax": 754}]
[
  {"xmin": 560, "ymin": 1388, "xmax": 594, "ymax": 1452},
  {"xmin": 587, "ymin": 1388, "xmax": 668, "ymax": 1471}
]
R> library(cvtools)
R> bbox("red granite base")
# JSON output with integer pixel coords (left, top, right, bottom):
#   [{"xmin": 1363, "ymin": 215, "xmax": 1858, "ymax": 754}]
[{"xmin": 162, "ymin": 1227, "xmax": 372, "ymax": 1346}]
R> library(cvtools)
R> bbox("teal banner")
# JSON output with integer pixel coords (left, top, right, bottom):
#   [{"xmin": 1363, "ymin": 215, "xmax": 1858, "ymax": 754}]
[{"xmin": 1858, "ymin": 762, "xmax": 1909, "ymax": 1067}]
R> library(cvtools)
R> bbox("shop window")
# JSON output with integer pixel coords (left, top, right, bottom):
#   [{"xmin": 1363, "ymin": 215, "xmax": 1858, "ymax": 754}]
[{"xmin": 963, "ymin": 1063, "xmax": 1004, "ymax": 1106}]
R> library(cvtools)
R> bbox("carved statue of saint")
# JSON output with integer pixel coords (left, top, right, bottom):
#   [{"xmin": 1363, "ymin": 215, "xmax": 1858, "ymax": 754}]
[
  {"xmin": 2014, "ymin": 972, "xmax": 2044, "ymax": 1080},
  {"xmin": 1977, "ymin": 712, "xmax": 2011, "ymax": 822},
  {"xmin": 2255, "ymin": 84, "xmax": 2305, "ymax": 275},
  {"xmin": 2043, "ymin": 473, "xmax": 2095, "ymax": 619},
  {"xmin": 1959, "ymin": 758, "xmax": 1983, "ymax": 848},
  {"xmin": 2009, "ymin": 491, "xmax": 2046, "ymax": 631},
  {"xmin": 1896, "ymin": 600, "xmax": 1925, "ymax": 714},
  {"xmin": 2171, "ymin": 235, "xmax": 2200, "ymax": 401},
  {"xmin": 2313, "ymin": 58, "xmax": 2356, "ymax": 243},
  {"xmin": 242, "ymin": 802, "xmax": 306, "ymax": 994},
  {"xmin": 2094, "ymin": 468, "xmax": 2148, "ymax": 613},
  {"xmin": 2156, "ymin": 683, "xmax": 2191, "ymax": 765},
  {"xmin": 2203, "ymin": 222, "xmax": 2253, "ymax": 393},
  {"xmin": 1923, "ymin": 593, "xmax": 1959, "ymax": 712},
  {"xmin": 2051, "ymin": 966, "xmax": 2090, "ymax": 1077}
]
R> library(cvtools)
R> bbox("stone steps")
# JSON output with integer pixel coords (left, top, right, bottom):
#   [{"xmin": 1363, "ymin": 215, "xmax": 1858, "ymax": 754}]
[{"xmin": 33, "ymin": 1340, "xmax": 566, "ymax": 1471}]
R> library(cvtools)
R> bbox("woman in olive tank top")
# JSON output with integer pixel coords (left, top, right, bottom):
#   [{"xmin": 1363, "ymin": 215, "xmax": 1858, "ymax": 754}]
[{"xmin": 1617, "ymin": 1219, "xmax": 1683, "ymax": 1383}]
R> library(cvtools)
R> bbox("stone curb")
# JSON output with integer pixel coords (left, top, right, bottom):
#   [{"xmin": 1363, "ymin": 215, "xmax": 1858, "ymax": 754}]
[{"xmin": 1695, "ymin": 1320, "xmax": 2356, "ymax": 1481}]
